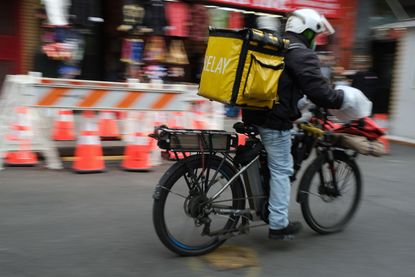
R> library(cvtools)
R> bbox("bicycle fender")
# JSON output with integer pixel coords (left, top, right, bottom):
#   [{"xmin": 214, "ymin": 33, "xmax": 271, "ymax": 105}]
[{"xmin": 152, "ymin": 156, "xmax": 194, "ymax": 200}]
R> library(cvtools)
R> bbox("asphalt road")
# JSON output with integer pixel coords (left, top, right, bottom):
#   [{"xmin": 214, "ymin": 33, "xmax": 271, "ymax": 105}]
[{"xmin": 1, "ymin": 144, "xmax": 414, "ymax": 277}]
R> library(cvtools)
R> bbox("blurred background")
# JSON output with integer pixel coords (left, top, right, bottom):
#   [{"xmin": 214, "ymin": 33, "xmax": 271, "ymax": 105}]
[
  {"xmin": 1, "ymin": 2, "xmax": 415, "ymax": 276},
  {"xmin": 1, "ymin": 0, "xmax": 415, "ymax": 139}
]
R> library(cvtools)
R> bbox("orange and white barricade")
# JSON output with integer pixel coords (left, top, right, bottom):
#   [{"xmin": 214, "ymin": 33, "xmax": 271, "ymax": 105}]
[{"xmin": 0, "ymin": 75, "xmax": 221, "ymax": 171}]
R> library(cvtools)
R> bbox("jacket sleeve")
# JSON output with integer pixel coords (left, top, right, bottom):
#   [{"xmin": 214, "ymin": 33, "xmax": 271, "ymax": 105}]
[{"xmin": 286, "ymin": 48, "xmax": 344, "ymax": 109}]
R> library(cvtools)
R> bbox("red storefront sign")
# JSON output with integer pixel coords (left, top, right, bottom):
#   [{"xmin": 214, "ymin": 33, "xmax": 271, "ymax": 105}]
[{"xmin": 208, "ymin": 0, "xmax": 340, "ymax": 18}]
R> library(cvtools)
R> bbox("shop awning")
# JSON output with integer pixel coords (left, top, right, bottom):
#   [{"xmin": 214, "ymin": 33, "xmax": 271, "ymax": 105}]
[{"xmin": 372, "ymin": 19, "xmax": 415, "ymax": 30}]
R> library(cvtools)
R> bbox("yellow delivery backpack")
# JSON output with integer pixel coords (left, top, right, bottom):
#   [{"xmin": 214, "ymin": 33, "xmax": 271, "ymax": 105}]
[{"xmin": 198, "ymin": 28, "xmax": 289, "ymax": 109}]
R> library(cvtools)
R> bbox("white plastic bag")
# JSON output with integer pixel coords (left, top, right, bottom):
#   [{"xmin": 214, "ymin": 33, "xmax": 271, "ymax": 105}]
[{"xmin": 329, "ymin": 85, "xmax": 372, "ymax": 121}]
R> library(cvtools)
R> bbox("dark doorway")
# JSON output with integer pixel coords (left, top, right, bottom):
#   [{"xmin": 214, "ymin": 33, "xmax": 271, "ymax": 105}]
[
  {"xmin": 371, "ymin": 40, "xmax": 397, "ymax": 114},
  {"xmin": 0, "ymin": 1, "xmax": 20, "ymax": 89}
]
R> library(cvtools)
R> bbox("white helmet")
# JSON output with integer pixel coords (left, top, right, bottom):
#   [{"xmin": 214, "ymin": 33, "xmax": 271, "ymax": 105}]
[{"xmin": 285, "ymin": 8, "xmax": 335, "ymax": 35}]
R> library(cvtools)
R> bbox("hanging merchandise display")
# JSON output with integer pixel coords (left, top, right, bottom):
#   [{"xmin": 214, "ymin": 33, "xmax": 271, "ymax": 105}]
[
  {"xmin": 144, "ymin": 36, "xmax": 166, "ymax": 63},
  {"xmin": 189, "ymin": 4, "xmax": 209, "ymax": 42},
  {"xmin": 41, "ymin": 27, "xmax": 85, "ymax": 78},
  {"xmin": 165, "ymin": 1, "xmax": 190, "ymax": 37},
  {"xmin": 121, "ymin": 38, "xmax": 144, "ymax": 64},
  {"xmin": 228, "ymin": 12, "xmax": 244, "ymax": 30},
  {"xmin": 117, "ymin": 1, "xmax": 148, "ymax": 82},
  {"xmin": 166, "ymin": 40, "xmax": 189, "ymax": 82},
  {"xmin": 42, "ymin": 0, "xmax": 70, "ymax": 26},
  {"xmin": 209, "ymin": 8, "xmax": 229, "ymax": 29},
  {"xmin": 166, "ymin": 40, "xmax": 188, "ymax": 65},
  {"xmin": 144, "ymin": 65, "xmax": 167, "ymax": 83},
  {"xmin": 117, "ymin": 1, "xmax": 147, "ymax": 33},
  {"xmin": 143, "ymin": 0, "xmax": 167, "ymax": 36}
]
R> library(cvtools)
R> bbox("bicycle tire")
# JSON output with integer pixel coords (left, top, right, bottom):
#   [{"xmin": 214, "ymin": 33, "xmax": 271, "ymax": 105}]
[
  {"xmin": 153, "ymin": 154, "xmax": 245, "ymax": 256},
  {"xmin": 299, "ymin": 151, "xmax": 362, "ymax": 234}
]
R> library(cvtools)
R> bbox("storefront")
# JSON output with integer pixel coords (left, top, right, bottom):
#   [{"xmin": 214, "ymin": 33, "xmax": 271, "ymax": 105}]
[
  {"xmin": 4, "ymin": 0, "xmax": 358, "ymax": 87},
  {"xmin": 373, "ymin": 20, "xmax": 415, "ymax": 141}
]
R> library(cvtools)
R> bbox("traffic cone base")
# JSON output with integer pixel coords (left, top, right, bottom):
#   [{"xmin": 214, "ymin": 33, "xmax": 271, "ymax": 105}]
[
  {"xmin": 72, "ymin": 144, "xmax": 105, "ymax": 173},
  {"xmin": 72, "ymin": 113, "xmax": 106, "ymax": 173},
  {"xmin": 122, "ymin": 133, "xmax": 152, "ymax": 171},
  {"xmin": 5, "ymin": 151, "xmax": 38, "ymax": 167},
  {"xmin": 122, "ymin": 145, "xmax": 151, "ymax": 171}
]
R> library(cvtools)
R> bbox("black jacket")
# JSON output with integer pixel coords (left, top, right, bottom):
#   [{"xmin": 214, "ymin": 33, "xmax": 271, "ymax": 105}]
[{"xmin": 242, "ymin": 32, "xmax": 344, "ymax": 130}]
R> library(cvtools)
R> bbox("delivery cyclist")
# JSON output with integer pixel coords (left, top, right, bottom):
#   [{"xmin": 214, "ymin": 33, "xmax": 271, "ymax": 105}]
[{"xmin": 243, "ymin": 9, "xmax": 369, "ymax": 240}]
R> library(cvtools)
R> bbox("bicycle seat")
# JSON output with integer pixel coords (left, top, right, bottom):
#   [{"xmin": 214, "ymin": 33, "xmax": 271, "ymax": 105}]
[{"xmin": 233, "ymin": 122, "xmax": 259, "ymax": 136}]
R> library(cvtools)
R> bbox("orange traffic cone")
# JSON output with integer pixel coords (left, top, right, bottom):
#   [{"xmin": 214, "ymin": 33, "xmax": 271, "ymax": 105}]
[
  {"xmin": 168, "ymin": 111, "xmax": 188, "ymax": 129},
  {"xmin": 98, "ymin": 110, "xmax": 120, "ymax": 140},
  {"xmin": 72, "ymin": 111, "xmax": 105, "ymax": 173},
  {"xmin": 148, "ymin": 112, "xmax": 163, "ymax": 167},
  {"xmin": 122, "ymin": 132, "xmax": 152, "ymax": 171},
  {"xmin": 52, "ymin": 109, "xmax": 75, "ymax": 140},
  {"xmin": 191, "ymin": 101, "xmax": 208, "ymax": 130},
  {"xmin": 167, "ymin": 112, "xmax": 188, "ymax": 160},
  {"xmin": 5, "ymin": 107, "xmax": 38, "ymax": 166}
]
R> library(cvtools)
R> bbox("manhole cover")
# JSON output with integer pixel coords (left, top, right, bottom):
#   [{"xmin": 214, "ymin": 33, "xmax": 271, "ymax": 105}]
[{"xmin": 202, "ymin": 245, "xmax": 259, "ymax": 270}]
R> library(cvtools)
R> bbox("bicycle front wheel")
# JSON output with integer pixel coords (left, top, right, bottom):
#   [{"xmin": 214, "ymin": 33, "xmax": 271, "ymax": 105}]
[
  {"xmin": 153, "ymin": 154, "xmax": 245, "ymax": 256},
  {"xmin": 299, "ymin": 151, "xmax": 362, "ymax": 234}
]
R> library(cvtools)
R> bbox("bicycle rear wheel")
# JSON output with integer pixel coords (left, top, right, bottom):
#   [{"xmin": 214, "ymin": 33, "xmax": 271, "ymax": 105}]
[
  {"xmin": 299, "ymin": 151, "xmax": 362, "ymax": 234},
  {"xmin": 153, "ymin": 154, "xmax": 245, "ymax": 256}
]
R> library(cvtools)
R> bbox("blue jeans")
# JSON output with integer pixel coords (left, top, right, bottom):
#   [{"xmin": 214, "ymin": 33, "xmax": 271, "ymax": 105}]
[{"xmin": 256, "ymin": 126, "xmax": 294, "ymax": 230}]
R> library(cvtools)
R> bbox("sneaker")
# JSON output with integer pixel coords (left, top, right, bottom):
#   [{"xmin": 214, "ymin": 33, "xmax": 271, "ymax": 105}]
[{"xmin": 269, "ymin": 221, "xmax": 302, "ymax": 240}]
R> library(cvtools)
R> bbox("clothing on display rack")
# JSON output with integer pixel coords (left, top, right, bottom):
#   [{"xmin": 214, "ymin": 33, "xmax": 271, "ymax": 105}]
[
  {"xmin": 228, "ymin": 12, "xmax": 244, "ymax": 30},
  {"xmin": 165, "ymin": 1, "xmax": 190, "ymax": 37},
  {"xmin": 166, "ymin": 40, "xmax": 188, "ymax": 65},
  {"xmin": 143, "ymin": 36, "xmax": 166, "ymax": 62},
  {"xmin": 208, "ymin": 8, "xmax": 229, "ymax": 29},
  {"xmin": 143, "ymin": 0, "xmax": 167, "ymax": 36},
  {"xmin": 189, "ymin": 4, "xmax": 209, "ymax": 42}
]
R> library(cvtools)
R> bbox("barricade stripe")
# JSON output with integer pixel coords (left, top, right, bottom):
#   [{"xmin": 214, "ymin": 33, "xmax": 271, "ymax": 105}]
[
  {"xmin": 116, "ymin": 92, "xmax": 143, "ymax": 108},
  {"xmin": 151, "ymin": 93, "xmax": 177, "ymax": 109},
  {"xmin": 77, "ymin": 90, "xmax": 108, "ymax": 107},
  {"xmin": 40, "ymin": 79, "xmax": 53, "ymax": 84},
  {"xmin": 37, "ymin": 88, "xmax": 70, "ymax": 106}
]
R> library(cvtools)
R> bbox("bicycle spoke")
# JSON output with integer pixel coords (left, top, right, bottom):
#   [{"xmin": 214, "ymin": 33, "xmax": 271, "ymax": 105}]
[
  {"xmin": 160, "ymin": 186, "xmax": 188, "ymax": 199},
  {"xmin": 300, "ymin": 190, "xmax": 324, "ymax": 199}
]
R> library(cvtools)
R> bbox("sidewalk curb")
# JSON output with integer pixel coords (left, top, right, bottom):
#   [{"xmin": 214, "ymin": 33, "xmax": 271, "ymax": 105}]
[{"xmin": 388, "ymin": 136, "xmax": 415, "ymax": 148}]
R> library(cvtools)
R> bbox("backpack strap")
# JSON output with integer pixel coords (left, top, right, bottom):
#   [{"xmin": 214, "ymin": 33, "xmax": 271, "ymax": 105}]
[{"xmin": 288, "ymin": 43, "xmax": 307, "ymax": 50}]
